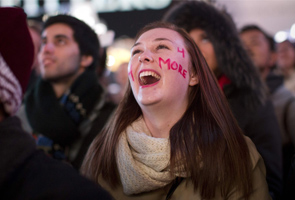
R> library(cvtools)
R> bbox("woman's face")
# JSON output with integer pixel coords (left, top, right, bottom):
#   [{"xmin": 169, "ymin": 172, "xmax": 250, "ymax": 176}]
[
  {"xmin": 189, "ymin": 29, "xmax": 218, "ymax": 73},
  {"xmin": 128, "ymin": 28, "xmax": 198, "ymax": 110}
]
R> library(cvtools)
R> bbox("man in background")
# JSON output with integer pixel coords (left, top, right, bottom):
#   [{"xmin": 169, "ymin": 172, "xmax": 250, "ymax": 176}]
[{"xmin": 19, "ymin": 14, "xmax": 115, "ymax": 170}]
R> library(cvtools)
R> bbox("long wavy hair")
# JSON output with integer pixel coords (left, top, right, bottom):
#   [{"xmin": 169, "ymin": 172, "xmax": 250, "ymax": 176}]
[{"xmin": 81, "ymin": 21, "xmax": 253, "ymax": 199}]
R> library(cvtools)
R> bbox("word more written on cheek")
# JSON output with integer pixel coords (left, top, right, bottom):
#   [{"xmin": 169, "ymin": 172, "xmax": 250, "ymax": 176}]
[
  {"xmin": 159, "ymin": 57, "xmax": 187, "ymax": 78},
  {"xmin": 159, "ymin": 47, "xmax": 187, "ymax": 78}
]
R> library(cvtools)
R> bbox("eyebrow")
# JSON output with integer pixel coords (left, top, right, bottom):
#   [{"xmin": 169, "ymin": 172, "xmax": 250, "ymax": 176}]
[
  {"xmin": 41, "ymin": 34, "xmax": 70, "ymax": 40},
  {"xmin": 132, "ymin": 37, "xmax": 174, "ymax": 49},
  {"xmin": 154, "ymin": 38, "xmax": 174, "ymax": 43}
]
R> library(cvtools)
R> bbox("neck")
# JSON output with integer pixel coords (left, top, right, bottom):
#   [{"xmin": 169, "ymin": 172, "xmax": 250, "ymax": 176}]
[
  {"xmin": 51, "ymin": 75, "xmax": 79, "ymax": 98},
  {"xmin": 141, "ymin": 100, "xmax": 188, "ymax": 138}
]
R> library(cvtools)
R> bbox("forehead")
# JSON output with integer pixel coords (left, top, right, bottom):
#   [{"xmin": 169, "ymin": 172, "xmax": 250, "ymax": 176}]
[
  {"xmin": 190, "ymin": 28, "xmax": 206, "ymax": 35},
  {"xmin": 42, "ymin": 23, "xmax": 74, "ymax": 38},
  {"xmin": 136, "ymin": 28, "xmax": 184, "ymax": 46},
  {"xmin": 242, "ymin": 30, "xmax": 266, "ymax": 41}
]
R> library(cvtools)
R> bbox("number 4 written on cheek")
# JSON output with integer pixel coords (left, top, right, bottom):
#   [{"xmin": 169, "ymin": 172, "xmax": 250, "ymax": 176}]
[{"xmin": 178, "ymin": 47, "xmax": 185, "ymax": 58}]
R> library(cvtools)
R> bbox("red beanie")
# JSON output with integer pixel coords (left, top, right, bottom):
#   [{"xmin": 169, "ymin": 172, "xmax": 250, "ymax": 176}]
[{"xmin": 0, "ymin": 7, "xmax": 34, "ymax": 93}]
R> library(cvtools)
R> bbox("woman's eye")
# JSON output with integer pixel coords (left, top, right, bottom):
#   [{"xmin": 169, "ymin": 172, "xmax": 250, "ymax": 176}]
[
  {"xmin": 132, "ymin": 49, "xmax": 141, "ymax": 56},
  {"xmin": 156, "ymin": 44, "xmax": 169, "ymax": 50},
  {"xmin": 201, "ymin": 36, "xmax": 210, "ymax": 43}
]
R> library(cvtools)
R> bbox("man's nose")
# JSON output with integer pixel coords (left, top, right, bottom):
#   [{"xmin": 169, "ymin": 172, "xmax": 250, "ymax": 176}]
[{"xmin": 41, "ymin": 42, "xmax": 54, "ymax": 53}]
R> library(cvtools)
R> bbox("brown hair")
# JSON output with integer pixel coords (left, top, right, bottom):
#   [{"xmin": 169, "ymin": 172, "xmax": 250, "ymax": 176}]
[{"xmin": 81, "ymin": 21, "xmax": 252, "ymax": 199}]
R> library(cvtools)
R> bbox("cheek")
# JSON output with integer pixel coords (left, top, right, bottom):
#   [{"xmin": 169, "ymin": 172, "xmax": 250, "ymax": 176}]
[{"xmin": 127, "ymin": 63, "xmax": 135, "ymax": 82}]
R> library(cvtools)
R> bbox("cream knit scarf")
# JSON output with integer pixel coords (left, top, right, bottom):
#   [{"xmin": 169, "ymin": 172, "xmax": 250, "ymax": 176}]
[{"xmin": 116, "ymin": 117, "xmax": 187, "ymax": 195}]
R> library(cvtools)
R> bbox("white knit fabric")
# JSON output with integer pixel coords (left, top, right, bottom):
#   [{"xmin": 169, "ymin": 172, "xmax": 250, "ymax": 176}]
[
  {"xmin": 116, "ymin": 117, "xmax": 187, "ymax": 195},
  {"xmin": 0, "ymin": 54, "xmax": 22, "ymax": 115}
]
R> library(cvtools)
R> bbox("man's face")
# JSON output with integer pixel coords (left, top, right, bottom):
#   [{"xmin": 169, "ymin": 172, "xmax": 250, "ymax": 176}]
[
  {"xmin": 38, "ymin": 23, "xmax": 84, "ymax": 82},
  {"xmin": 277, "ymin": 41, "xmax": 295, "ymax": 71},
  {"xmin": 240, "ymin": 30, "xmax": 273, "ymax": 71}
]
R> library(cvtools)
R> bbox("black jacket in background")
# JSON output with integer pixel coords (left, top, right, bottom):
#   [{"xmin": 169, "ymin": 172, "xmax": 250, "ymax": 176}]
[
  {"xmin": 0, "ymin": 116, "xmax": 113, "ymax": 200},
  {"xmin": 224, "ymin": 83, "xmax": 283, "ymax": 199}
]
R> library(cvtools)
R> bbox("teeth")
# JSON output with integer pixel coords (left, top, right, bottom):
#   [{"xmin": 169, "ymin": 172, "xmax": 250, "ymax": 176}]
[{"xmin": 139, "ymin": 71, "xmax": 161, "ymax": 80}]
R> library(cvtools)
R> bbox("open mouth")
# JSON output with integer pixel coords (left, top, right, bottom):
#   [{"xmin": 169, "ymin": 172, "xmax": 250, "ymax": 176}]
[{"xmin": 139, "ymin": 71, "xmax": 161, "ymax": 86}]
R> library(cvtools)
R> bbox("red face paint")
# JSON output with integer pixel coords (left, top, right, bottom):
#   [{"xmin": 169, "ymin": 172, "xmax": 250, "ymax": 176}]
[
  {"xmin": 177, "ymin": 47, "xmax": 185, "ymax": 58},
  {"xmin": 159, "ymin": 57, "xmax": 170, "ymax": 69},
  {"xmin": 128, "ymin": 65, "xmax": 134, "ymax": 81},
  {"xmin": 171, "ymin": 61, "xmax": 178, "ymax": 70},
  {"xmin": 182, "ymin": 69, "xmax": 187, "ymax": 79},
  {"xmin": 159, "ymin": 57, "xmax": 187, "ymax": 79}
]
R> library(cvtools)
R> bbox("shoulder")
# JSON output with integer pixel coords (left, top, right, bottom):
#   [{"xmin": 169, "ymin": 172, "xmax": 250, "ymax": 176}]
[{"xmin": 244, "ymin": 136, "xmax": 264, "ymax": 169}]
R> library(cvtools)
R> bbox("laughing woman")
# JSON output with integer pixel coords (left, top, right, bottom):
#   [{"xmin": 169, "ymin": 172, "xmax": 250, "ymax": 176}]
[{"xmin": 81, "ymin": 22, "xmax": 270, "ymax": 200}]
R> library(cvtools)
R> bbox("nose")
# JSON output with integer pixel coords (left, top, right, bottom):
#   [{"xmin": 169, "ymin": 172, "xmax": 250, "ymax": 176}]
[
  {"xmin": 139, "ymin": 51, "xmax": 154, "ymax": 63},
  {"xmin": 41, "ymin": 42, "xmax": 54, "ymax": 54}
]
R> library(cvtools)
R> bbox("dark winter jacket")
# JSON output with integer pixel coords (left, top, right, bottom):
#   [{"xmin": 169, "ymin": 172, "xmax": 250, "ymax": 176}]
[
  {"xmin": 0, "ymin": 116, "xmax": 113, "ymax": 200},
  {"xmin": 283, "ymin": 154, "xmax": 295, "ymax": 199},
  {"xmin": 222, "ymin": 82, "xmax": 282, "ymax": 199}
]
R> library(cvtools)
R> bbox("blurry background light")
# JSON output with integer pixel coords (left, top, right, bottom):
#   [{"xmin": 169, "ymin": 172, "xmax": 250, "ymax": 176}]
[
  {"xmin": 44, "ymin": 0, "xmax": 59, "ymax": 15},
  {"xmin": 274, "ymin": 31, "xmax": 288, "ymax": 43},
  {"xmin": 94, "ymin": 23, "xmax": 108, "ymax": 35},
  {"xmin": 70, "ymin": 1, "xmax": 97, "ymax": 28},
  {"xmin": 290, "ymin": 24, "xmax": 295, "ymax": 39},
  {"xmin": 23, "ymin": 0, "xmax": 39, "ymax": 17},
  {"xmin": 106, "ymin": 55, "xmax": 116, "ymax": 68},
  {"xmin": 106, "ymin": 48, "xmax": 131, "ymax": 71},
  {"xmin": 69, "ymin": 1, "xmax": 115, "ymax": 48}
]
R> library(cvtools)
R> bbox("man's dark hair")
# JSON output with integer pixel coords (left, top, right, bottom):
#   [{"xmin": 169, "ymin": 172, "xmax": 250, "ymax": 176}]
[
  {"xmin": 44, "ymin": 15, "xmax": 100, "ymax": 71},
  {"xmin": 240, "ymin": 25, "xmax": 276, "ymax": 52}
]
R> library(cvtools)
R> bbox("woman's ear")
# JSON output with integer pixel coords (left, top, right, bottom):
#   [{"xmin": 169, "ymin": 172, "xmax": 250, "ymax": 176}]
[
  {"xmin": 189, "ymin": 72, "xmax": 199, "ymax": 86},
  {"xmin": 80, "ymin": 55, "xmax": 93, "ymax": 68}
]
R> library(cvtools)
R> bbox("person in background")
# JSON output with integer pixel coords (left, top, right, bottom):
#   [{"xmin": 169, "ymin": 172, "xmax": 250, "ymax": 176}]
[
  {"xmin": 18, "ymin": 14, "xmax": 116, "ymax": 170},
  {"xmin": 26, "ymin": 19, "xmax": 43, "ymax": 90},
  {"xmin": 16, "ymin": 19, "xmax": 43, "ymax": 132},
  {"xmin": 277, "ymin": 39, "xmax": 295, "ymax": 95},
  {"xmin": 81, "ymin": 21, "xmax": 271, "ymax": 200},
  {"xmin": 240, "ymin": 24, "xmax": 295, "ymax": 187},
  {"xmin": 0, "ymin": 7, "xmax": 113, "ymax": 200},
  {"xmin": 163, "ymin": 1, "xmax": 283, "ymax": 199}
]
